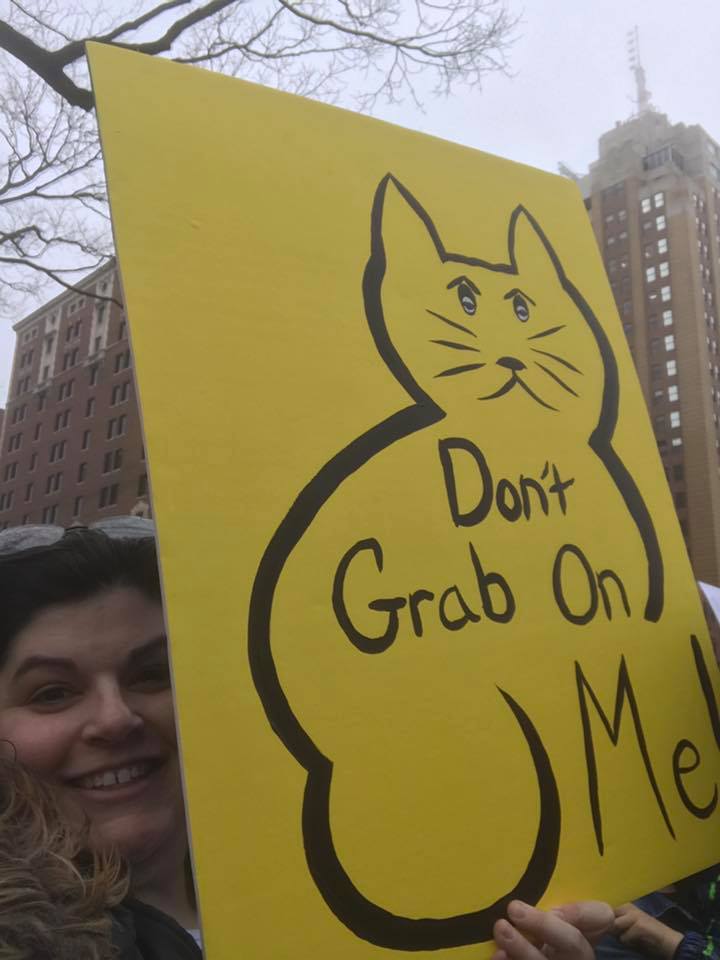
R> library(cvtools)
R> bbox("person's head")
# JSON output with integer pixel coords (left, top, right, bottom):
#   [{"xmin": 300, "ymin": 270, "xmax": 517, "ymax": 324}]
[
  {"xmin": 0, "ymin": 520, "xmax": 185, "ymax": 877},
  {"xmin": 0, "ymin": 758, "xmax": 127, "ymax": 960}
]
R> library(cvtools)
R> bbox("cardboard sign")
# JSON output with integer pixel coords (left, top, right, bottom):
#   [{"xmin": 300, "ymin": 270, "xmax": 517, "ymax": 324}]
[{"xmin": 89, "ymin": 43, "xmax": 720, "ymax": 958}]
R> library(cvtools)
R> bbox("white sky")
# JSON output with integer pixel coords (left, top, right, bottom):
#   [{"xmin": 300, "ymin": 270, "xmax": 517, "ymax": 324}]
[{"xmin": 1, "ymin": 0, "xmax": 717, "ymax": 404}]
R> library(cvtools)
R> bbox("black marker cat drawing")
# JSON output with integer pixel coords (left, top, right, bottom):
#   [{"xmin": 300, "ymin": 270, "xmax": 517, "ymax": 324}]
[{"xmin": 248, "ymin": 175, "xmax": 663, "ymax": 950}]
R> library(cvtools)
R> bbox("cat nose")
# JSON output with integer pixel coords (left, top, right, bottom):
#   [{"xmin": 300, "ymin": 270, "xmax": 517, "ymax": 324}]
[{"xmin": 496, "ymin": 356, "xmax": 526, "ymax": 372}]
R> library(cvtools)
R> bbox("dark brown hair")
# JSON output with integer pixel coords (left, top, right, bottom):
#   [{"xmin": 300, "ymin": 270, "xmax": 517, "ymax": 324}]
[{"xmin": 0, "ymin": 530, "xmax": 160, "ymax": 665}]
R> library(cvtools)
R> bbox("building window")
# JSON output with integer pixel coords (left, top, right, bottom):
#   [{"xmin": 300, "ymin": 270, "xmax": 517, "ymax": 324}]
[
  {"xmin": 118, "ymin": 321, "xmax": 126, "ymax": 341},
  {"xmin": 78, "ymin": 462, "xmax": 87, "ymax": 482},
  {"xmin": 664, "ymin": 334, "xmax": 675, "ymax": 352},
  {"xmin": 646, "ymin": 266, "xmax": 656, "ymax": 283},
  {"xmin": 29, "ymin": 452, "xmax": 37, "ymax": 471},
  {"xmin": 41, "ymin": 504, "xmax": 58, "ymax": 524},
  {"xmin": 103, "ymin": 448, "xmax": 123, "ymax": 473},
  {"xmin": 659, "ymin": 261, "xmax": 670, "ymax": 278},
  {"xmin": 33, "ymin": 422, "xmax": 41, "ymax": 441},
  {"xmin": 662, "ymin": 309, "xmax": 673, "ymax": 327},
  {"xmin": 656, "ymin": 214, "xmax": 666, "ymax": 231},
  {"xmin": 666, "ymin": 359, "xmax": 677, "ymax": 376},
  {"xmin": 671, "ymin": 436, "xmax": 683, "ymax": 447},
  {"xmin": 3, "ymin": 462, "xmax": 16, "ymax": 482},
  {"xmin": 7, "ymin": 432, "xmax": 22, "ymax": 452},
  {"xmin": 668, "ymin": 385, "xmax": 679, "ymax": 402},
  {"xmin": 654, "ymin": 191, "xmax": 665, "ymax": 209},
  {"xmin": 48, "ymin": 440, "xmax": 66, "ymax": 463},
  {"xmin": 73, "ymin": 496, "xmax": 83, "ymax": 518},
  {"xmin": 675, "ymin": 492, "xmax": 687, "ymax": 508},
  {"xmin": 36, "ymin": 392, "xmax": 46, "ymax": 411},
  {"xmin": 673, "ymin": 464, "xmax": 684, "ymax": 481},
  {"xmin": 24, "ymin": 482, "xmax": 33, "ymax": 502},
  {"xmin": 86, "ymin": 397, "xmax": 96, "ymax": 418},
  {"xmin": 657, "ymin": 238, "xmax": 668, "ymax": 254},
  {"xmin": 111, "ymin": 380, "xmax": 130, "ymax": 405},
  {"xmin": 99, "ymin": 484, "xmax": 119, "ymax": 509},
  {"xmin": 45, "ymin": 472, "xmax": 62, "ymax": 495},
  {"xmin": 661, "ymin": 285, "xmax": 672, "ymax": 302},
  {"xmin": 114, "ymin": 349, "xmax": 131, "ymax": 373},
  {"xmin": 89, "ymin": 364, "xmax": 100, "ymax": 386},
  {"xmin": 57, "ymin": 379, "xmax": 74, "ymax": 401},
  {"xmin": 54, "ymin": 409, "xmax": 70, "ymax": 431},
  {"xmin": 670, "ymin": 411, "xmax": 681, "ymax": 429},
  {"xmin": 82, "ymin": 429, "xmax": 91, "ymax": 450},
  {"xmin": 641, "ymin": 197, "xmax": 652, "ymax": 213},
  {"xmin": 137, "ymin": 473, "xmax": 148, "ymax": 497}
]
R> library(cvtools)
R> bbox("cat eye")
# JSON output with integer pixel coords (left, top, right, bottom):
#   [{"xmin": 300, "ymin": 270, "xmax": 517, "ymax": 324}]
[
  {"xmin": 457, "ymin": 283, "xmax": 477, "ymax": 316},
  {"xmin": 512, "ymin": 293, "xmax": 530, "ymax": 322}
]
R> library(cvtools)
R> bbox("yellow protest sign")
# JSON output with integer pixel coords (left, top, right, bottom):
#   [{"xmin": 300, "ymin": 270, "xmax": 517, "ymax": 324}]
[{"xmin": 89, "ymin": 43, "xmax": 720, "ymax": 958}]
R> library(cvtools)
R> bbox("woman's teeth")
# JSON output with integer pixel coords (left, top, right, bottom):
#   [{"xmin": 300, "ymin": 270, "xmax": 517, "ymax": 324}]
[{"xmin": 76, "ymin": 761, "xmax": 154, "ymax": 790}]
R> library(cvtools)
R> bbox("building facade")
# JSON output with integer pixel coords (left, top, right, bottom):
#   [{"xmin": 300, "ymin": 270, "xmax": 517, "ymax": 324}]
[
  {"xmin": 583, "ymin": 110, "xmax": 720, "ymax": 582},
  {"xmin": 0, "ymin": 263, "xmax": 149, "ymax": 529}
]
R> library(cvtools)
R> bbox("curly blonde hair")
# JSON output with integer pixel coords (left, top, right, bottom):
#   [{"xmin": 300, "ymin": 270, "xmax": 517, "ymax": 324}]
[{"xmin": 0, "ymin": 760, "xmax": 128, "ymax": 960}]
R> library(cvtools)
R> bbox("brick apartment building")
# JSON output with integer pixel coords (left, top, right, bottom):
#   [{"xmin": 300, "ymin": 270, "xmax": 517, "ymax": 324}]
[
  {"xmin": 0, "ymin": 262, "xmax": 149, "ymax": 529},
  {"xmin": 583, "ymin": 109, "xmax": 720, "ymax": 582}
]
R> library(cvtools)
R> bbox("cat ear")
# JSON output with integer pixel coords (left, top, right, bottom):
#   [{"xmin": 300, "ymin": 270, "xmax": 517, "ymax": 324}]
[
  {"xmin": 374, "ymin": 175, "xmax": 445, "ymax": 269},
  {"xmin": 509, "ymin": 208, "xmax": 564, "ymax": 288}
]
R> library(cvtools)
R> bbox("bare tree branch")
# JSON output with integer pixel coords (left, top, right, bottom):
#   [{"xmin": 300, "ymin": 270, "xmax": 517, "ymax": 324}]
[{"xmin": 0, "ymin": 0, "xmax": 518, "ymax": 317}]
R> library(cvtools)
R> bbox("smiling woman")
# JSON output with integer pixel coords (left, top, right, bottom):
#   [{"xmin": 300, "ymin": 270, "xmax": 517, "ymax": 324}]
[{"xmin": 0, "ymin": 520, "xmax": 202, "ymax": 959}]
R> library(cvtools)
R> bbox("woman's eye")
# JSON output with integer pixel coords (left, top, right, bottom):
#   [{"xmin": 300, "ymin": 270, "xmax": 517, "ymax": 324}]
[
  {"xmin": 28, "ymin": 685, "xmax": 76, "ymax": 708},
  {"xmin": 457, "ymin": 283, "xmax": 476, "ymax": 316},
  {"xmin": 513, "ymin": 293, "xmax": 530, "ymax": 322},
  {"xmin": 130, "ymin": 664, "xmax": 171, "ymax": 690}
]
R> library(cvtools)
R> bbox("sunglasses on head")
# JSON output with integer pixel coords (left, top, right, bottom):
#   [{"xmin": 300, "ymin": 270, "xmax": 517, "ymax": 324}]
[{"xmin": 0, "ymin": 516, "xmax": 155, "ymax": 557}]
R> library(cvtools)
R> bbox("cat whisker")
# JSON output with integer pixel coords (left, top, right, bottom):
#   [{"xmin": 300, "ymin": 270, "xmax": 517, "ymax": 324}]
[
  {"xmin": 527, "ymin": 324, "xmax": 565, "ymax": 341},
  {"xmin": 426, "ymin": 308, "xmax": 477, "ymax": 339},
  {"xmin": 435, "ymin": 362, "xmax": 486, "ymax": 378},
  {"xmin": 530, "ymin": 348, "xmax": 582, "ymax": 375},
  {"xmin": 514, "ymin": 377, "xmax": 558, "ymax": 411},
  {"xmin": 533, "ymin": 361, "xmax": 580, "ymax": 397},
  {"xmin": 430, "ymin": 339, "xmax": 482, "ymax": 353}
]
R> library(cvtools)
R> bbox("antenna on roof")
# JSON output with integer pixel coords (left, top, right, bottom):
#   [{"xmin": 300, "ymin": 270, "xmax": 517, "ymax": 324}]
[
  {"xmin": 627, "ymin": 26, "xmax": 653, "ymax": 116},
  {"xmin": 557, "ymin": 162, "xmax": 580, "ymax": 182}
]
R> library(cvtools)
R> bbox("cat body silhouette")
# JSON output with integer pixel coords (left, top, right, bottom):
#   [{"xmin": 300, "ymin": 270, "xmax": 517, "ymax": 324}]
[{"xmin": 249, "ymin": 175, "xmax": 663, "ymax": 950}]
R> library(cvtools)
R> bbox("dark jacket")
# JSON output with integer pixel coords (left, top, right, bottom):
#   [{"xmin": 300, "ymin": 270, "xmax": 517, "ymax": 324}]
[
  {"xmin": 596, "ymin": 866, "xmax": 720, "ymax": 960},
  {"xmin": 112, "ymin": 899, "xmax": 203, "ymax": 959}
]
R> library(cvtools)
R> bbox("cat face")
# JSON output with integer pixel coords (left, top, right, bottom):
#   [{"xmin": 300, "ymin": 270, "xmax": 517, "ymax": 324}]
[{"xmin": 369, "ymin": 178, "xmax": 608, "ymax": 438}]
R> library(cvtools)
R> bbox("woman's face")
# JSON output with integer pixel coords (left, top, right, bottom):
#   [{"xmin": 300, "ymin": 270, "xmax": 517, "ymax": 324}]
[{"xmin": 0, "ymin": 586, "xmax": 185, "ymax": 865}]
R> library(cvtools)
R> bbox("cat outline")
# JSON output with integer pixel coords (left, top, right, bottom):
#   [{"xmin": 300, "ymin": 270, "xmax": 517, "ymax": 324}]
[{"xmin": 248, "ymin": 174, "xmax": 663, "ymax": 950}]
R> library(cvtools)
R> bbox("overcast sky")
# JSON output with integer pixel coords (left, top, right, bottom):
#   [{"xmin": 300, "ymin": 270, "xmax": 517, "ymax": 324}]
[{"xmin": 1, "ymin": 0, "xmax": 718, "ymax": 405}]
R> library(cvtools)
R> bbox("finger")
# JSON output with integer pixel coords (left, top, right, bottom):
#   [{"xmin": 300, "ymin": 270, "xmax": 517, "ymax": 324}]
[
  {"xmin": 494, "ymin": 918, "xmax": 545, "ymax": 960},
  {"xmin": 506, "ymin": 902, "xmax": 595, "ymax": 959},
  {"xmin": 614, "ymin": 903, "xmax": 634, "ymax": 918},
  {"xmin": 613, "ymin": 913, "xmax": 636, "ymax": 934},
  {"xmin": 552, "ymin": 901, "xmax": 616, "ymax": 944}
]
